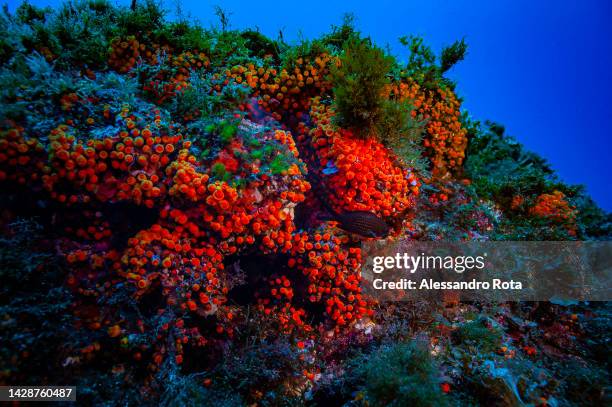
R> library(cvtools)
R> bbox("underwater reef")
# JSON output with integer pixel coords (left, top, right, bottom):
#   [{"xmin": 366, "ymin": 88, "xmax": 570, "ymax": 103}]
[{"xmin": 0, "ymin": 1, "xmax": 610, "ymax": 406}]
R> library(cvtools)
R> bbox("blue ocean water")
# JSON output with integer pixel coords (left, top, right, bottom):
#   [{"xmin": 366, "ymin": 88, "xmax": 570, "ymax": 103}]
[{"xmin": 6, "ymin": 0, "xmax": 612, "ymax": 210}]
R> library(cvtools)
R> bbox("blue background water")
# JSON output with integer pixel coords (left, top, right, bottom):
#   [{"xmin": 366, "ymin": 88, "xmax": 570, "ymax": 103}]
[{"xmin": 7, "ymin": 0, "xmax": 612, "ymax": 210}]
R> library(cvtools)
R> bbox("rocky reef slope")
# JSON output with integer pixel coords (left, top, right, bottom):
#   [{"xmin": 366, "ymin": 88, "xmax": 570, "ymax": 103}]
[{"xmin": 0, "ymin": 2, "xmax": 609, "ymax": 405}]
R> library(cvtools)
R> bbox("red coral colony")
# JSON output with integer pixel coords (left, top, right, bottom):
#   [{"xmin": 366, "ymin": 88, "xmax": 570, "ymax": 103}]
[{"xmin": 0, "ymin": 2, "xmax": 609, "ymax": 406}]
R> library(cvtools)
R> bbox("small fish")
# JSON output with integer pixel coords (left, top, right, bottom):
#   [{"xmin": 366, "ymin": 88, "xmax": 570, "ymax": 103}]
[
  {"xmin": 322, "ymin": 162, "xmax": 338, "ymax": 175},
  {"xmin": 318, "ymin": 194, "xmax": 390, "ymax": 238},
  {"xmin": 331, "ymin": 210, "xmax": 391, "ymax": 238}
]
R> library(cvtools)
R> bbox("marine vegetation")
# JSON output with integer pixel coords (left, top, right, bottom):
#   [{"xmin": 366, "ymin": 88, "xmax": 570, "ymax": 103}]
[{"xmin": 0, "ymin": 1, "xmax": 609, "ymax": 405}]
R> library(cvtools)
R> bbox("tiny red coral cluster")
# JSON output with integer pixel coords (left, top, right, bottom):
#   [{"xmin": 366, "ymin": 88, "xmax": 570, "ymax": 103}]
[
  {"xmin": 389, "ymin": 78, "xmax": 468, "ymax": 176},
  {"xmin": 302, "ymin": 100, "xmax": 420, "ymax": 227},
  {"xmin": 214, "ymin": 54, "xmax": 335, "ymax": 121},
  {"xmin": 530, "ymin": 190, "xmax": 577, "ymax": 234},
  {"xmin": 109, "ymin": 36, "xmax": 172, "ymax": 73}
]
